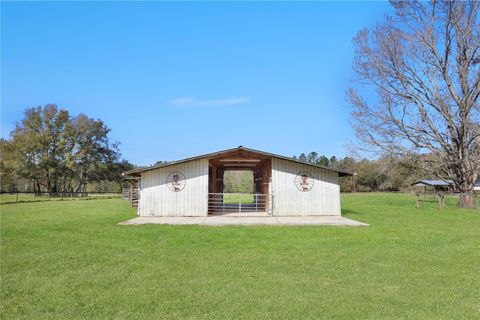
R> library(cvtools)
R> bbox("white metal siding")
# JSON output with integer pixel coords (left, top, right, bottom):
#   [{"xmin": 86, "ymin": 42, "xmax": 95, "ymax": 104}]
[
  {"xmin": 271, "ymin": 158, "xmax": 341, "ymax": 216},
  {"xmin": 138, "ymin": 158, "xmax": 209, "ymax": 217}
]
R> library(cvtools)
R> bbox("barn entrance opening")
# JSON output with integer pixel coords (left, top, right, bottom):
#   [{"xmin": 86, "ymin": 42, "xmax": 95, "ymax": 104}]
[
  {"xmin": 222, "ymin": 170, "xmax": 255, "ymax": 204},
  {"xmin": 208, "ymin": 149, "xmax": 272, "ymax": 215}
]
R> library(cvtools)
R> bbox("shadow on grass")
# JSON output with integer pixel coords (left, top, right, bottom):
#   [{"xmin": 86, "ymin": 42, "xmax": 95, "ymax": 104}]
[{"xmin": 341, "ymin": 208, "xmax": 365, "ymax": 216}]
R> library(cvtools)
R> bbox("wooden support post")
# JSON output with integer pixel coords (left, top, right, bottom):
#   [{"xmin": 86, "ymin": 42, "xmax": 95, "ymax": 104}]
[
  {"xmin": 211, "ymin": 166, "xmax": 217, "ymax": 193},
  {"xmin": 416, "ymin": 193, "xmax": 420, "ymax": 209},
  {"xmin": 129, "ymin": 184, "xmax": 133, "ymax": 207},
  {"xmin": 438, "ymin": 194, "xmax": 445, "ymax": 210}
]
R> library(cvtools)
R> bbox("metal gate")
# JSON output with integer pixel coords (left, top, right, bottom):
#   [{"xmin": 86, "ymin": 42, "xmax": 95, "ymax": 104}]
[{"xmin": 208, "ymin": 193, "xmax": 273, "ymax": 215}]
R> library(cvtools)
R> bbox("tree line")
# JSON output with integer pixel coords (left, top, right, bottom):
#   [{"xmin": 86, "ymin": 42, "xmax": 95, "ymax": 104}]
[
  {"xmin": 293, "ymin": 151, "xmax": 428, "ymax": 193},
  {"xmin": 0, "ymin": 105, "xmax": 133, "ymax": 193},
  {"xmin": 0, "ymin": 104, "xmax": 465, "ymax": 195},
  {"xmin": 220, "ymin": 151, "xmax": 427, "ymax": 194}
]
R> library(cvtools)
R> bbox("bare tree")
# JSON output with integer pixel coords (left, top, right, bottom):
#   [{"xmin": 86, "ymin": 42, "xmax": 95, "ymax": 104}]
[{"xmin": 348, "ymin": 0, "xmax": 480, "ymax": 208}]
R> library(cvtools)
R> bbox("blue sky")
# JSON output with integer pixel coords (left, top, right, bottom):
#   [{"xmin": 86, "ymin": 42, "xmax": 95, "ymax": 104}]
[{"xmin": 1, "ymin": 1, "xmax": 390, "ymax": 166}]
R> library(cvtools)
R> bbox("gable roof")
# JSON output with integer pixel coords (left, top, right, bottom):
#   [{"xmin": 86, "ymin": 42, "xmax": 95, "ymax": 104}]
[
  {"xmin": 412, "ymin": 180, "xmax": 480, "ymax": 187},
  {"xmin": 123, "ymin": 146, "xmax": 355, "ymax": 177},
  {"xmin": 411, "ymin": 180, "xmax": 454, "ymax": 187}
]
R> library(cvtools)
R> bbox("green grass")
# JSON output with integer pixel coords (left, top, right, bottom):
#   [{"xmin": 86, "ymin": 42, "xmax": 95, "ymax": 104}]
[
  {"xmin": 1, "ymin": 193, "xmax": 479, "ymax": 319},
  {"xmin": 222, "ymin": 193, "xmax": 254, "ymax": 204},
  {"xmin": 0, "ymin": 193, "xmax": 121, "ymax": 204},
  {"xmin": 0, "ymin": 194, "xmax": 36, "ymax": 203}
]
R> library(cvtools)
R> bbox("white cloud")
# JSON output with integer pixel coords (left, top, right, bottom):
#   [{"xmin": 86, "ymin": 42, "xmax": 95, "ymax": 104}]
[
  {"xmin": 171, "ymin": 97, "xmax": 252, "ymax": 107},
  {"xmin": 171, "ymin": 97, "xmax": 195, "ymax": 106}
]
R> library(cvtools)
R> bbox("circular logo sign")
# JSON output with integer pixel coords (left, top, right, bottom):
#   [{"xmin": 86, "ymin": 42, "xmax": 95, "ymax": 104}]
[
  {"xmin": 166, "ymin": 172, "xmax": 186, "ymax": 192},
  {"xmin": 294, "ymin": 171, "xmax": 314, "ymax": 192}
]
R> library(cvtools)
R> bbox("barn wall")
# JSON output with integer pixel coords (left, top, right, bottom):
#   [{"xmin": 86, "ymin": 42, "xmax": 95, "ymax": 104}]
[
  {"xmin": 271, "ymin": 158, "xmax": 341, "ymax": 216},
  {"xmin": 138, "ymin": 158, "xmax": 209, "ymax": 217}
]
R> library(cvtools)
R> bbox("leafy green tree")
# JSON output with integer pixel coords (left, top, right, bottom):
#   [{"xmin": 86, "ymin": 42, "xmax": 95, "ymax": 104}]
[
  {"xmin": 223, "ymin": 171, "xmax": 254, "ymax": 193},
  {"xmin": 306, "ymin": 152, "xmax": 319, "ymax": 164},
  {"xmin": 3, "ymin": 105, "xmax": 122, "ymax": 193},
  {"xmin": 317, "ymin": 156, "xmax": 329, "ymax": 167},
  {"xmin": 355, "ymin": 159, "xmax": 382, "ymax": 191},
  {"xmin": 0, "ymin": 139, "xmax": 18, "ymax": 191},
  {"xmin": 67, "ymin": 114, "xmax": 120, "ymax": 192},
  {"xmin": 329, "ymin": 156, "xmax": 338, "ymax": 168}
]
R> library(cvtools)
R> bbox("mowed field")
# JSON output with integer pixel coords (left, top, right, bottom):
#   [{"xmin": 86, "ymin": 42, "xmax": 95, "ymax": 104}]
[
  {"xmin": 1, "ymin": 193, "xmax": 479, "ymax": 319},
  {"xmin": 0, "ymin": 193, "xmax": 121, "ymax": 204}
]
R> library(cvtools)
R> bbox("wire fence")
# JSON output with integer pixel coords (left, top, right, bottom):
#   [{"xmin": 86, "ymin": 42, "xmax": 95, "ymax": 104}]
[{"xmin": 0, "ymin": 192, "xmax": 122, "ymax": 204}]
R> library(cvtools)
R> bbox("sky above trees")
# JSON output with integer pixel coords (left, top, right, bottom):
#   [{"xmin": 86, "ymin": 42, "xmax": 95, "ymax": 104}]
[{"xmin": 2, "ymin": 1, "xmax": 391, "ymax": 165}]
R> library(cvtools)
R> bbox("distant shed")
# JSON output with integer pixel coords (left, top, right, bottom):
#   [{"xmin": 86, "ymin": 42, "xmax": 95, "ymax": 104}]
[{"xmin": 411, "ymin": 180, "xmax": 455, "ymax": 193}]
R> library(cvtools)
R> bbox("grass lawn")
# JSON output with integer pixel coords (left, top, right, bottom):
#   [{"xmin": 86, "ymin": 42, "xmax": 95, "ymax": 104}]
[
  {"xmin": 1, "ymin": 193, "xmax": 479, "ymax": 319},
  {"xmin": 0, "ymin": 193, "xmax": 121, "ymax": 204},
  {"xmin": 222, "ymin": 193, "xmax": 255, "ymax": 204}
]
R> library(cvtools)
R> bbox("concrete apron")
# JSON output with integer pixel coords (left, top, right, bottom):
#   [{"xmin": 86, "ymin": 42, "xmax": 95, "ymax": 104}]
[{"xmin": 119, "ymin": 216, "xmax": 369, "ymax": 227}]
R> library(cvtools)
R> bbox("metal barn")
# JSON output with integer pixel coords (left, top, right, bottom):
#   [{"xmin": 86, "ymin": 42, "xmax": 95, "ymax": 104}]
[{"xmin": 123, "ymin": 146, "xmax": 353, "ymax": 217}]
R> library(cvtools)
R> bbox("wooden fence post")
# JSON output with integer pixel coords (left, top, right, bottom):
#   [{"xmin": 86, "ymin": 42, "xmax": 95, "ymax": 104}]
[
  {"xmin": 416, "ymin": 193, "xmax": 420, "ymax": 209},
  {"xmin": 437, "ymin": 194, "xmax": 445, "ymax": 210},
  {"xmin": 129, "ymin": 187, "xmax": 132, "ymax": 207}
]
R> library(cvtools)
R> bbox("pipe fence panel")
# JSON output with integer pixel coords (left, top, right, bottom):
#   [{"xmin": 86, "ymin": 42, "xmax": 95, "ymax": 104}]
[{"xmin": 208, "ymin": 193, "xmax": 273, "ymax": 215}]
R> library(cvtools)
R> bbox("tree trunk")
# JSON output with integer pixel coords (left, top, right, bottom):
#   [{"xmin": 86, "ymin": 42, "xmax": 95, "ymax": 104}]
[
  {"xmin": 45, "ymin": 174, "xmax": 51, "ymax": 193},
  {"xmin": 459, "ymin": 193, "xmax": 477, "ymax": 209},
  {"xmin": 458, "ymin": 175, "xmax": 478, "ymax": 209}
]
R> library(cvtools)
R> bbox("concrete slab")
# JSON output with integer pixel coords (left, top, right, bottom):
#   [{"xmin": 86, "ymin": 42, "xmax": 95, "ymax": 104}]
[
  {"xmin": 119, "ymin": 215, "xmax": 369, "ymax": 227},
  {"xmin": 118, "ymin": 216, "xmax": 206, "ymax": 225},
  {"xmin": 275, "ymin": 216, "xmax": 368, "ymax": 226}
]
